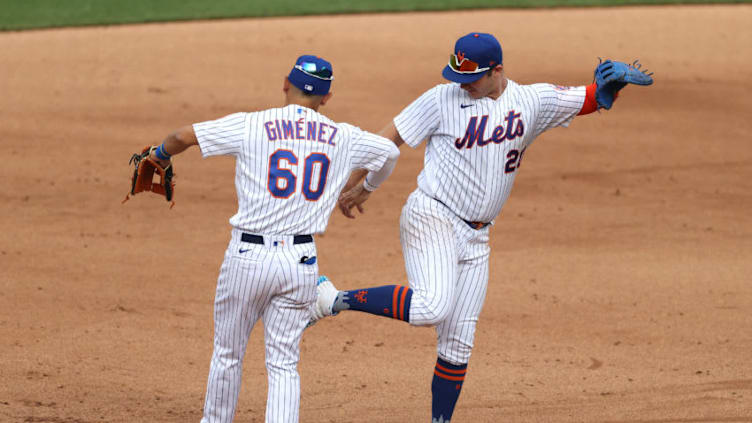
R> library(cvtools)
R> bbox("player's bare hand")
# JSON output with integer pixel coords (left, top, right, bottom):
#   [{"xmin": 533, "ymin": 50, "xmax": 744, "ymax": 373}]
[
  {"xmin": 338, "ymin": 184, "xmax": 371, "ymax": 219},
  {"xmin": 342, "ymin": 169, "xmax": 367, "ymax": 194}
]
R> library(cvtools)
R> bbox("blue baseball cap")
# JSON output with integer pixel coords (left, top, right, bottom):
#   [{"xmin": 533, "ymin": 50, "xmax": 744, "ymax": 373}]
[
  {"xmin": 288, "ymin": 55, "xmax": 334, "ymax": 96},
  {"xmin": 442, "ymin": 32, "xmax": 503, "ymax": 84}
]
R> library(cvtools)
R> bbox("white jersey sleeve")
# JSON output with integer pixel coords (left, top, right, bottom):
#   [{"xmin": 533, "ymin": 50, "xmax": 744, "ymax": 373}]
[
  {"xmin": 531, "ymin": 84, "xmax": 586, "ymax": 138},
  {"xmin": 193, "ymin": 112, "xmax": 248, "ymax": 158},
  {"xmin": 346, "ymin": 124, "xmax": 398, "ymax": 172},
  {"xmin": 393, "ymin": 86, "xmax": 442, "ymax": 147}
]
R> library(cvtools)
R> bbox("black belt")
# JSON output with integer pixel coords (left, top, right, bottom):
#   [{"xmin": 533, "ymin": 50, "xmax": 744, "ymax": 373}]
[
  {"xmin": 432, "ymin": 197, "xmax": 490, "ymax": 230},
  {"xmin": 241, "ymin": 233, "xmax": 313, "ymax": 245}
]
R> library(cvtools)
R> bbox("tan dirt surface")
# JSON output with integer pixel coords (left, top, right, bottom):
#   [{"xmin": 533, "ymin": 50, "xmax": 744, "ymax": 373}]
[{"xmin": 1, "ymin": 4, "xmax": 751, "ymax": 422}]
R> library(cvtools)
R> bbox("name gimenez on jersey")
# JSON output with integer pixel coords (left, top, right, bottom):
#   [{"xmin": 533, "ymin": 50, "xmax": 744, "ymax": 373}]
[
  {"xmin": 454, "ymin": 110, "xmax": 524, "ymax": 149},
  {"xmin": 264, "ymin": 118, "xmax": 338, "ymax": 146}
]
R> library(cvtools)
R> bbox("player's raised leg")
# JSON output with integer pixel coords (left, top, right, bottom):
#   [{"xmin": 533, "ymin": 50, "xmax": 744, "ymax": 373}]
[{"xmin": 313, "ymin": 191, "xmax": 458, "ymax": 326}]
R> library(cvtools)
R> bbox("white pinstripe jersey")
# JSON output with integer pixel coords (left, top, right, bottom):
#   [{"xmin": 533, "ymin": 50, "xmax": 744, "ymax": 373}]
[
  {"xmin": 394, "ymin": 80, "xmax": 586, "ymax": 223},
  {"xmin": 194, "ymin": 104, "xmax": 395, "ymax": 235}
]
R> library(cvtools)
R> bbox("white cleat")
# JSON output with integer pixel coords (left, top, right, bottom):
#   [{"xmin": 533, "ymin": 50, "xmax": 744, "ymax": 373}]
[{"xmin": 309, "ymin": 275, "xmax": 339, "ymax": 326}]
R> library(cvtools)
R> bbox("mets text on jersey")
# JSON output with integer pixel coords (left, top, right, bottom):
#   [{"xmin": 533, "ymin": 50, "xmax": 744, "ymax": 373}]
[{"xmin": 454, "ymin": 110, "xmax": 524, "ymax": 149}]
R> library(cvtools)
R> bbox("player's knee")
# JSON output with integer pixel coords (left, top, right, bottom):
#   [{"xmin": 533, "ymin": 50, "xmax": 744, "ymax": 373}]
[
  {"xmin": 266, "ymin": 358, "xmax": 297, "ymax": 374},
  {"xmin": 437, "ymin": 351, "xmax": 470, "ymax": 367},
  {"xmin": 438, "ymin": 341, "xmax": 473, "ymax": 364},
  {"xmin": 422, "ymin": 308, "xmax": 450, "ymax": 326},
  {"xmin": 213, "ymin": 346, "xmax": 243, "ymax": 367},
  {"xmin": 411, "ymin": 294, "xmax": 451, "ymax": 326}
]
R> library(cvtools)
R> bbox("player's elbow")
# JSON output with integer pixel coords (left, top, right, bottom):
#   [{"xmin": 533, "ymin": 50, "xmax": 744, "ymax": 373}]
[{"xmin": 172, "ymin": 125, "xmax": 199, "ymax": 148}]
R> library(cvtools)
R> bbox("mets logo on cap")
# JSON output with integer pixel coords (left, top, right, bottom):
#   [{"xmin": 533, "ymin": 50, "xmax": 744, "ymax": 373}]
[{"xmin": 443, "ymin": 33, "xmax": 503, "ymax": 84}]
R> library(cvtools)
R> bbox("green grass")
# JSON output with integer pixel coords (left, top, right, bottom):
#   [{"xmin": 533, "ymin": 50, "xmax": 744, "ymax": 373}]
[{"xmin": 1, "ymin": 0, "xmax": 749, "ymax": 31}]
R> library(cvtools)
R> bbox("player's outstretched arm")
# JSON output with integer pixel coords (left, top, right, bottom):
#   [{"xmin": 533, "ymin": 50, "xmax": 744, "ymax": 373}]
[
  {"xmin": 338, "ymin": 120, "xmax": 404, "ymax": 218},
  {"xmin": 148, "ymin": 125, "xmax": 199, "ymax": 167},
  {"xmin": 339, "ymin": 121, "xmax": 406, "ymax": 196},
  {"xmin": 338, "ymin": 132, "xmax": 400, "ymax": 219},
  {"xmin": 123, "ymin": 124, "xmax": 199, "ymax": 206}
]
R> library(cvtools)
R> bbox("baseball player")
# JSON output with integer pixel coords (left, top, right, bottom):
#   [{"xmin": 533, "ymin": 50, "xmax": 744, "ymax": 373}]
[
  {"xmin": 310, "ymin": 33, "xmax": 653, "ymax": 422},
  {"xmin": 144, "ymin": 55, "xmax": 400, "ymax": 423}
]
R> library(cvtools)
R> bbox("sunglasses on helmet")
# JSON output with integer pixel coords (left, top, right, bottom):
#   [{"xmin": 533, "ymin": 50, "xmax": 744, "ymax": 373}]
[
  {"xmin": 448, "ymin": 54, "xmax": 491, "ymax": 74},
  {"xmin": 295, "ymin": 62, "xmax": 334, "ymax": 80}
]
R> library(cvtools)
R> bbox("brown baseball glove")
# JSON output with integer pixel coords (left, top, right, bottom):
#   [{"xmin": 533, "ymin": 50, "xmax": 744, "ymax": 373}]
[{"xmin": 122, "ymin": 146, "xmax": 175, "ymax": 208}]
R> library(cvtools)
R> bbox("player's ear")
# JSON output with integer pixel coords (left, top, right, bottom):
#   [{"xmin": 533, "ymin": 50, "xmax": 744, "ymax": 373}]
[
  {"xmin": 320, "ymin": 92, "xmax": 333, "ymax": 106},
  {"xmin": 283, "ymin": 76, "xmax": 291, "ymax": 93}
]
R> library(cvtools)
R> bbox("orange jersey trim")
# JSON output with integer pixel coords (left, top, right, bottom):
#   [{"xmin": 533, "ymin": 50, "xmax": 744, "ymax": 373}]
[{"xmin": 578, "ymin": 82, "xmax": 598, "ymax": 116}]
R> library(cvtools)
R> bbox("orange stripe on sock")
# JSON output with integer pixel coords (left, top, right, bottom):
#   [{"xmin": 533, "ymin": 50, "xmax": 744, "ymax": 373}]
[
  {"xmin": 392, "ymin": 286, "xmax": 400, "ymax": 319},
  {"xmin": 434, "ymin": 369, "xmax": 466, "ymax": 382},
  {"xmin": 435, "ymin": 362, "xmax": 467, "ymax": 375},
  {"xmin": 398, "ymin": 286, "xmax": 408, "ymax": 321}
]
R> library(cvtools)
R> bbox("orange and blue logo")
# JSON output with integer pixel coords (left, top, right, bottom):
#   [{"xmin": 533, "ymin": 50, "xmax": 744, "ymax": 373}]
[{"xmin": 354, "ymin": 290, "xmax": 368, "ymax": 303}]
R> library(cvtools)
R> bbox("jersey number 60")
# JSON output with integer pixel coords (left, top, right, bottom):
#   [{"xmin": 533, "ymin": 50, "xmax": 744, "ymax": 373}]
[{"xmin": 268, "ymin": 149, "xmax": 331, "ymax": 201}]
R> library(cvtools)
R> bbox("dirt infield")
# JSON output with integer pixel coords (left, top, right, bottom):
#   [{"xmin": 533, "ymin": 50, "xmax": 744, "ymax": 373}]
[{"xmin": 2, "ymin": 4, "xmax": 751, "ymax": 422}]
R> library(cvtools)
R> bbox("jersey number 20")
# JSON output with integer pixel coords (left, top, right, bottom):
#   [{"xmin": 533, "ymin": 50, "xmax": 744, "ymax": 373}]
[{"xmin": 268, "ymin": 149, "xmax": 330, "ymax": 201}]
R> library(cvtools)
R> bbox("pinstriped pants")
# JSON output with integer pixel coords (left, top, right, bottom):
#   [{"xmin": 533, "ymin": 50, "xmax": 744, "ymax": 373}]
[
  {"xmin": 400, "ymin": 189, "xmax": 490, "ymax": 365},
  {"xmin": 200, "ymin": 229, "xmax": 318, "ymax": 423}
]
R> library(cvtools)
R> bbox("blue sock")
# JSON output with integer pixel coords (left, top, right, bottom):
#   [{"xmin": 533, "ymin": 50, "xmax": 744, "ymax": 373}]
[
  {"xmin": 432, "ymin": 357, "xmax": 467, "ymax": 422},
  {"xmin": 332, "ymin": 285, "xmax": 412, "ymax": 322}
]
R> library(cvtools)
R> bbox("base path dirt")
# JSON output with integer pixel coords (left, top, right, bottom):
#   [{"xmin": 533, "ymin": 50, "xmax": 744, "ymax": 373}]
[{"xmin": 1, "ymin": 4, "xmax": 751, "ymax": 422}]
